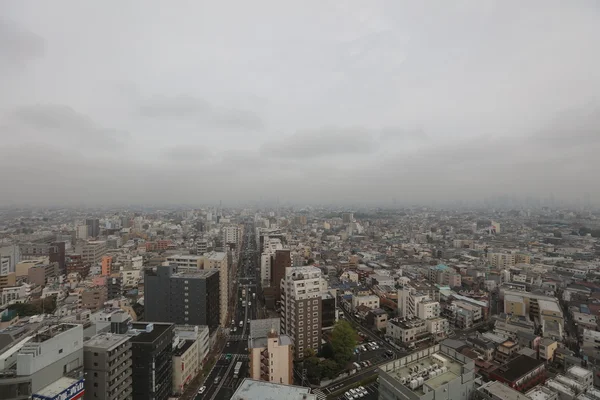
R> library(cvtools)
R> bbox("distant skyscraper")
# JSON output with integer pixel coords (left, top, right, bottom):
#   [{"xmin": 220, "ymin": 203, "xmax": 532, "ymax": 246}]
[
  {"xmin": 86, "ymin": 218, "xmax": 100, "ymax": 237},
  {"xmin": 342, "ymin": 212, "xmax": 354, "ymax": 224}
]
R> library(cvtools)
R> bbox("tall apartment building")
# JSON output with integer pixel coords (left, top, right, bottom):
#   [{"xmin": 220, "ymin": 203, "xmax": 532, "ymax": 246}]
[
  {"xmin": 417, "ymin": 299, "xmax": 441, "ymax": 320},
  {"xmin": 82, "ymin": 286, "xmax": 108, "ymax": 312},
  {"xmin": 106, "ymin": 274, "xmax": 123, "ymax": 300},
  {"xmin": 202, "ymin": 252, "xmax": 228, "ymax": 326},
  {"xmin": 101, "ymin": 256, "xmax": 113, "ymax": 276},
  {"xmin": 342, "ymin": 212, "xmax": 354, "ymax": 223},
  {"xmin": 1, "ymin": 257, "xmax": 10, "ymax": 275},
  {"xmin": 76, "ymin": 241, "xmax": 107, "ymax": 266},
  {"xmin": 77, "ymin": 225, "xmax": 89, "ymax": 240},
  {"xmin": 196, "ymin": 239, "xmax": 208, "ymax": 255},
  {"xmin": 0, "ymin": 245, "xmax": 21, "ymax": 272},
  {"xmin": 0, "ymin": 324, "xmax": 85, "ymax": 399},
  {"xmin": 66, "ymin": 254, "xmax": 90, "ymax": 278},
  {"xmin": 129, "ymin": 322, "xmax": 174, "ymax": 400},
  {"xmin": 259, "ymin": 237, "xmax": 283, "ymax": 285},
  {"xmin": 488, "ymin": 252, "xmax": 516, "ymax": 268},
  {"xmin": 264, "ymin": 250, "xmax": 291, "ymax": 310},
  {"xmin": 222, "ymin": 225, "xmax": 242, "ymax": 246},
  {"xmin": 280, "ymin": 266, "xmax": 322, "ymax": 359},
  {"xmin": 86, "ymin": 218, "xmax": 101, "ymax": 238},
  {"xmin": 144, "ymin": 266, "xmax": 220, "ymax": 331},
  {"xmin": 28, "ymin": 262, "xmax": 59, "ymax": 286},
  {"xmin": 20, "ymin": 241, "xmax": 66, "ymax": 273},
  {"xmin": 398, "ymin": 286, "xmax": 430, "ymax": 319},
  {"xmin": 84, "ymin": 333, "xmax": 132, "ymax": 400},
  {"xmin": 249, "ymin": 329, "xmax": 293, "ymax": 384}
]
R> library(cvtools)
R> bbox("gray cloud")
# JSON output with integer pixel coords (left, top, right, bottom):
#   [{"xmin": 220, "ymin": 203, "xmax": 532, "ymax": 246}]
[
  {"xmin": 261, "ymin": 127, "xmax": 378, "ymax": 159},
  {"xmin": 163, "ymin": 144, "xmax": 215, "ymax": 161},
  {"xmin": 139, "ymin": 95, "xmax": 263, "ymax": 131},
  {"xmin": 0, "ymin": 2, "xmax": 600, "ymax": 206},
  {"xmin": 0, "ymin": 18, "xmax": 45, "ymax": 70},
  {"xmin": 0, "ymin": 104, "xmax": 129, "ymax": 150}
]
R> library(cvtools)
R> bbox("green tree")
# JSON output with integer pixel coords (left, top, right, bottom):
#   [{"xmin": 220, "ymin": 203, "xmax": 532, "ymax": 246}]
[
  {"xmin": 331, "ymin": 320, "xmax": 357, "ymax": 366},
  {"xmin": 319, "ymin": 342, "xmax": 334, "ymax": 359},
  {"xmin": 320, "ymin": 359, "xmax": 340, "ymax": 379},
  {"xmin": 303, "ymin": 356, "xmax": 322, "ymax": 383}
]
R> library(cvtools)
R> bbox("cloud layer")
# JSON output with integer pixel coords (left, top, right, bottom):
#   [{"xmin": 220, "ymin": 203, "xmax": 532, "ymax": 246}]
[{"xmin": 1, "ymin": 1, "xmax": 599, "ymax": 207}]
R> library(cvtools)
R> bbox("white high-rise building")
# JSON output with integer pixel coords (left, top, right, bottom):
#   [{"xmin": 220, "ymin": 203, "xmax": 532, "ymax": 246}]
[
  {"xmin": 260, "ymin": 237, "xmax": 283, "ymax": 284},
  {"xmin": 222, "ymin": 225, "xmax": 242, "ymax": 246},
  {"xmin": 280, "ymin": 266, "xmax": 322, "ymax": 359}
]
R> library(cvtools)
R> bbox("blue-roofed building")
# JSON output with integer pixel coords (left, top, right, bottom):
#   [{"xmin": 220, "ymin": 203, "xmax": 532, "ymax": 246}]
[{"xmin": 580, "ymin": 304, "xmax": 590, "ymax": 314}]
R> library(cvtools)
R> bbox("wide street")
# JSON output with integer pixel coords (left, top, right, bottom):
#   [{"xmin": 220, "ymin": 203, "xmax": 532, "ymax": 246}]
[{"xmin": 197, "ymin": 225, "xmax": 258, "ymax": 400}]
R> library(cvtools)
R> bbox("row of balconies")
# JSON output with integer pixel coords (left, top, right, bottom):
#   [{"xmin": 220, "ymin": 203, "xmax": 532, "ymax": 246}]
[{"xmin": 109, "ymin": 358, "xmax": 132, "ymax": 380}]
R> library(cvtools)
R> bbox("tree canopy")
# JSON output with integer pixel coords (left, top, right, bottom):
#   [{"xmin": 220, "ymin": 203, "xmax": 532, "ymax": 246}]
[{"xmin": 330, "ymin": 320, "xmax": 357, "ymax": 365}]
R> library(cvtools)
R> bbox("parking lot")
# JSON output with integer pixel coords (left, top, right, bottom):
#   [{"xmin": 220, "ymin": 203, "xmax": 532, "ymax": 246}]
[{"xmin": 335, "ymin": 382, "xmax": 379, "ymax": 400}]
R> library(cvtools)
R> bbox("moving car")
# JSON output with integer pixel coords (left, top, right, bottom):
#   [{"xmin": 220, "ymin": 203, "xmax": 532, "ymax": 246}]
[
  {"xmin": 197, "ymin": 386, "xmax": 206, "ymax": 394},
  {"xmin": 214, "ymin": 376, "xmax": 220, "ymax": 384}
]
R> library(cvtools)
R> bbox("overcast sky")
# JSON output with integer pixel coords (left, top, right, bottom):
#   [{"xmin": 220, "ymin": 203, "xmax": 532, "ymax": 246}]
[{"xmin": 1, "ymin": 1, "xmax": 600, "ymax": 207}]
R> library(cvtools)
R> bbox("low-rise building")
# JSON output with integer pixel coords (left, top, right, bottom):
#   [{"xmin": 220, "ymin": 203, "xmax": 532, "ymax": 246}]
[
  {"xmin": 231, "ymin": 378, "xmax": 316, "ymax": 400},
  {"xmin": 352, "ymin": 294, "xmax": 380, "ymax": 311},
  {"xmin": 488, "ymin": 354, "xmax": 545, "ymax": 392},
  {"xmin": 378, "ymin": 344, "xmax": 475, "ymax": 400},
  {"xmin": 172, "ymin": 339, "xmax": 199, "ymax": 395},
  {"xmin": 366, "ymin": 308, "xmax": 388, "ymax": 331}
]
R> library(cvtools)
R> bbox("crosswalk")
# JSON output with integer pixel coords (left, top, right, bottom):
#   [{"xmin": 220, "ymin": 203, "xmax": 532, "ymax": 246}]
[
  {"xmin": 227, "ymin": 335, "xmax": 248, "ymax": 341},
  {"xmin": 312, "ymin": 389, "xmax": 326, "ymax": 400},
  {"xmin": 218, "ymin": 353, "xmax": 249, "ymax": 361}
]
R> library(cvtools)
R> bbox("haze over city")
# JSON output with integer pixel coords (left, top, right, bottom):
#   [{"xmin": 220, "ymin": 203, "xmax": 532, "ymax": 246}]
[{"xmin": 1, "ymin": 1, "xmax": 600, "ymax": 206}]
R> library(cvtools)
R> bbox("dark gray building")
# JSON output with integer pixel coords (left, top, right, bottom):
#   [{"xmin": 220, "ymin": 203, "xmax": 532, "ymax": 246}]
[
  {"xmin": 144, "ymin": 265, "xmax": 220, "ymax": 331},
  {"xmin": 86, "ymin": 218, "xmax": 100, "ymax": 238},
  {"xmin": 107, "ymin": 274, "xmax": 123, "ymax": 300},
  {"xmin": 84, "ymin": 333, "xmax": 132, "ymax": 400},
  {"xmin": 129, "ymin": 322, "xmax": 174, "ymax": 400}
]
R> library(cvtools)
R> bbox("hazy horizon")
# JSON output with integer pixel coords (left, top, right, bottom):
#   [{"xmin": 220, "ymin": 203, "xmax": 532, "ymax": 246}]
[{"xmin": 2, "ymin": 1, "xmax": 600, "ymax": 206}]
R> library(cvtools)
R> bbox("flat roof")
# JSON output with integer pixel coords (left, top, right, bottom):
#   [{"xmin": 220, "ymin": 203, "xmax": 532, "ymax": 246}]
[
  {"xmin": 174, "ymin": 339, "xmax": 195, "ymax": 357},
  {"xmin": 492, "ymin": 355, "xmax": 544, "ymax": 382},
  {"xmin": 538, "ymin": 299, "xmax": 562, "ymax": 314},
  {"xmin": 231, "ymin": 378, "xmax": 315, "ymax": 400},
  {"xmin": 129, "ymin": 322, "xmax": 173, "ymax": 343},
  {"xmin": 568, "ymin": 365, "xmax": 591, "ymax": 378},
  {"xmin": 85, "ymin": 333, "xmax": 130, "ymax": 351},
  {"xmin": 206, "ymin": 252, "xmax": 226, "ymax": 260},
  {"xmin": 173, "ymin": 269, "xmax": 218, "ymax": 279},
  {"xmin": 34, "ymin": 377, "xmax": 81, "ymax": 397},
  {"xmin": 479, "ymin": 381, "xmax": 525, "ymax": 400},
  {"xmin": 505, "ymin": 294, "xmax": 525, "ymax": 303},
  {"xmin": 526, "ymin": 386, "xmax": 556, "ymax": 400},
  {"xmin": 383, "ymin": 351, "xmax": 465, "ymax": 395}
]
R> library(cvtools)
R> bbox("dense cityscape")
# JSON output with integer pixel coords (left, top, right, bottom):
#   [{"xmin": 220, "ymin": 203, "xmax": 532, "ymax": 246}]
[
  {"xmin": 0, "ymin": 205, "xmax": 599, "ymax": 400},
  {"xmin": 3, "ymin": 1, "xmax": 600, "ymax": 400}
]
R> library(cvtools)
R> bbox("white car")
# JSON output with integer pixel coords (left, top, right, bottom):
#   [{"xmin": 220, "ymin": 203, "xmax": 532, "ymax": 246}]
[
  {"xmin": 248, "ymin": 301, "xmax": 252, "ymax": 306},
  {"xmin": 197, "ymin": 386, "xmax": 206, "ymax": 394},
  {"xmin": 358, "ymin": 386, "xmax": 368, "ymax": 396}
]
